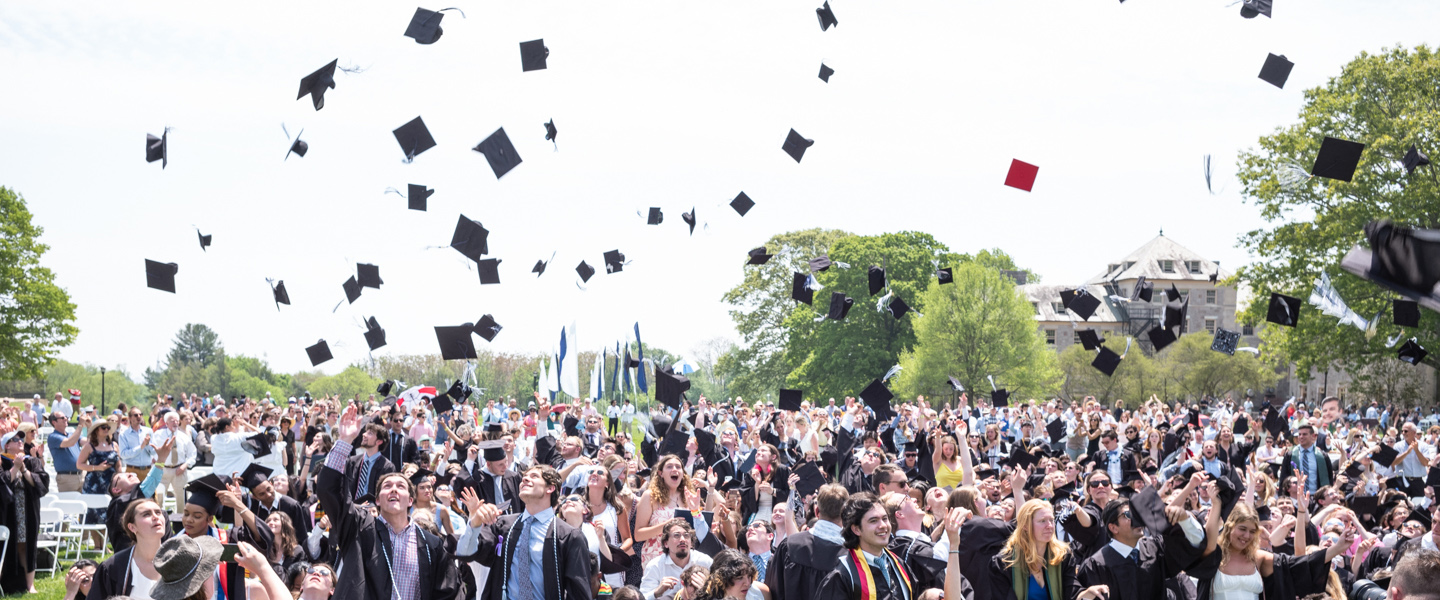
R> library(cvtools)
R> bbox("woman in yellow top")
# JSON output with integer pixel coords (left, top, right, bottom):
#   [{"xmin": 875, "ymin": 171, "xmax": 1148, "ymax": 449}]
[{"xmin": 930, "ymin": 418, "xmax": 974, "ymax": 489}]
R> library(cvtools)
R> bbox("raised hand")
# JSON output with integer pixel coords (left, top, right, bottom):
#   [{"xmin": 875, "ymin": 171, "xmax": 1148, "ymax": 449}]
[
  {"xmin": 944, "ymin": 506, "xmax": 972, "ymax": 546},
  {"xmin": 336, "ymin": 405, "xmax": 361, "ymax": 444}
]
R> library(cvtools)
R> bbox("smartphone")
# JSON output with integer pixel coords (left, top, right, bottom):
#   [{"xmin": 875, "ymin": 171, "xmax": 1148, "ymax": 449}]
[{"xmin": 219, "ymin": 544, "xmax": 240, "ymax": 563}]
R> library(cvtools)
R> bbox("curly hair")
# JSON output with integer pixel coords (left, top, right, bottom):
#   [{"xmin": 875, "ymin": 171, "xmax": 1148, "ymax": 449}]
[
  {"xmin": 647, "ymin": 455, "xmax": 693, "ymax": 507},
  {"xmin": 696, "ymin": 548, "xmax": 757, "ymax": 600}
]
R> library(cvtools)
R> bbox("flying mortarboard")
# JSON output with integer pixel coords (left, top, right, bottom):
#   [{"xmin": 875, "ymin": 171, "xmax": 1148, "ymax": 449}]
[
  {"xmin": 1130, "ymin": 276, "xmax": 1153, "ymax": 302},
  {"xmin": 473, "ymin": 128, "xmax": 522, "ymax": 179},
  {"xmin": 576, "ymin": 261, "xmax": 595, "ymax": 283},
  {"xmin": 1164, "ymin": 296, "xmax": 1189, "ymax": 331},
  {"xmin": 392, "ymin": 116, "xmax": 436, "ymax": 162},
  {"xmin": 1091, "ymin": 346, "xmax": 1122, "ymax": 376},
  {"xmin": 146, "ymin": 259, "xmax": 178, "ymax": 293},
  {"xmin": 731, "ymin": 192, "xmax": 755, "ymax": 216},
  {"xmin": 1388, "ymin": 476, "xmax": 1426, "ymax": 498},
  {"xmin": 544, "ymin": 120, "xmax": 557, "ymax": 146},
  {"xmin": 654, "ymin": 366, "xmax": 691, "ymax": 409},
  {"xmin": 146, "ymin": 130, "xmax": 168, "ymax": 167},
  {"xmin": 1399, "ymin": 339, "xmax": 1428, "ymax": 365},
  {"xmin": 782, "ymin": 129, "xmax": 814, "ymax": 163},
  {"xmin": 990, "ymin": 388, "xmax": 1009, "ymax": 407},
  {"xmin": 242, "ymin": 431, "xmax": 275, "ymax": 457},
  {"xmin": 434, "ymin": 325, "xmax": 478, "ymax": 360},
  {"xmin": 659, "ymin": 422, "xmax": 689, "ymax": 457},
  {"xmin": 431, "ymin": 390, "xmax": 454, "ymax": 413},
  {"xmin": 886, "ymin": 295, "xmax": 911, "ymax": 319},
  {"xmin": 868, "ymin": 266, "xmax": 886, "ymax": 296},
  {"xmin": 298, "ymin": 59, "xmax": 338, "ymax": 111},
  {"xmin": 1211, "ymin": 329, "xmax": 1241, "ymax": 355},
  {"xmin": 819, "ymin": 63, "xmax": 834, "ymax": 83},
  {"xmin": 1349, "ymin": 494, "xmax": 1380, "ymax": 521},
  {"xmin": 357, "ymin": 263, "xmax": 382, "ymax": 289},
  {"xmin": 858, "ymin": 379, "xmax": 895, "ymax": 420},
  {"xmin": 1312, "ymin": 136, "xmax": 1366, "ymax": 182},
  {"xmin": 1403, "ymin": 144, "xmax": 1430, "ymax": 174},
  {"xmin": 450, "ymin": 215, "xmax": 490, "ymax": 262},
  {"xmin": 1164, "ymin": 284, "xmax": 1182, "ymax": 302},
  {"xmin": 603, "ymin": 250, "xmax": 625, "ymax": 274},
  {"xmin": 520, "ymin": 39, "xmax": 549, "ymax": 71},
  {"xmin": 1077, "ymin": 330, "xmax": 1104, "ymax": 351},
  {"xmin": 1239, "ymin": 0, "xmax": 1273, "ymax": 18},
  {"xmin": 1004, "ymin": 159, "xmax": 1039, "ymax": 192},
  {"xmin": 1394, "ymin": 299, "xmax": 1421, "ymax": 328},
  {"xmin": 196, "ymin": 230, "xmax": 211, "ymax": 251},
  {"xmin": 947, "ymin": 377, "xmax": 964, "ymax": 391},
  {"xmin": 285, "ymin": 128, "xmax": 308, "ymax": 160},
  {"xmin": 1147, "ymin": 326, "xmax": 1177, "ymax": 352},
  {"xmin": 937, "ymin": 267, "xmax": 953, "ymax": 284},
  {"xmin": 816, "ymin": 1, "xmax": 838, "ymax": 30},
  {"xmin": 271, "ymin": 280, "xmax": 290, "ymax": 309},
  {"xmin": 1006, "ymin": 446, "xmax": 1039, "ymax": 469},
  {"xmin": 681, "ymin": 208, "xmax": 697, "ymax": 235},
  {"xmin": 377, "ymin": 380, "xmax": 394, "ymax": 396},
  {"xmin": 1046, "ymin": 419, "xmax": 1066, "ymax": 444},
  {"xmin": 778, "ymin": 389, "xmax": 803, "ymax": 412},
  {"xmin": 477, "ymin": 440, "xmax": 506, "ymax": 462},
  {"xmin": 791, "ymin": 272, "xmax": 813, "ymax": 304},
  {"xmin": 364, "ymin": 317, "xmax": 387, "ymax": 351},
  {"xmin": 793, "ymin": 461, "xmax": 827, "ymax": 496},
  {"xmin": 1068, "ymin": 289, "xmax": 1101, "ymax": 321},
  {"xmin": 1258, "ymin": 53, "xmax": 1293, "ymax": 89},
  {"xmin": 404, "ymin": 7, "xmax": 455, "ymax": 44},
  {"xmin": 647, "ymin": 207, "xmax": 663, "ymax": 225},
  {"xmin": 1373, "ymin": 443, "xmax": 1400, "ymax": 467},
  {"xmin": 477, "ymin": 258, "xmax": 502, "ymax": 285},
  {"xmin": 305, "ymin": 340, "xmax": 332, "ymax": 366},
  {"xmin": 826, "ymin": 291, "xmax": 854, "ymax": 320},
  {"xmin": 1341, "ymin": 221, "xmax": 1440, "ymax": 313},
  {"xmin": 474, "ymin": 314, "xmax": 502, "ymax": 342},
  {"xmin": 407, "ymin": 184, "xmax": 433, "ymax": 211},
  {"xmin": 1266, "ymin": 293, "xmax": 1301, "ymax": 326},
  {"xmin": 1059, "ymin": 288, "xmax": 1078, "ymax": 310},
  {"xmin": 808, "ymin": 256, "xmax": 833, "ymax": 272},
  {"xmin": 747, "ymin": 247, "xmax": 773, "ymax": 265},
  {"xmin": 343, "ymin": 276, "xmax": 362, "ymax": 303}
]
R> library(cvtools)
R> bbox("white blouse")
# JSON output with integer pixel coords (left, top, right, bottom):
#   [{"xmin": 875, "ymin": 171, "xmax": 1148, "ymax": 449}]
[{"xmin": 1213, "ymin": 570, "xmax": 1263, "ymax": 600}]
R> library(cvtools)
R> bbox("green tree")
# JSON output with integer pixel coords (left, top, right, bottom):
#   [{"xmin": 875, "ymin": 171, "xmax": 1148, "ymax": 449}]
[
  {"xmin": 1159, "ymin": 333, "xmax": 1279, "ymax": 401},
  {"xmin": 0, "ymin": 187, "xmax": 78, "ymax": 380},
  {"xmin": 167, "ymin": 323, "xmax": 224, "ymax": 368},
  {"xmin": 226, "ymin": 355, "xmax": 289, "ymax": 401},
  {"xmin": 1057, "ymin": 338, "xmax": 1160, "ymax": 404},
  {"xmin": 307, "ymin": 366, "xmax": 383, "ymax": 399},
  {"xmin": 1234, "ymin": 45, "xmax": 1440, "ymax": 390},
  {"xmin": 785, "ymin": 232, "xmax": 964, "ymax": 400},
  {"xmin": 722, "ymin": 228, "xmax": 853, "ymax": 400},
  {"xmin": 38, "ymin": 360, "xmax": 150, "ymax": 411},
  {"xmin": 895, "ymin": 262, "xmax": 1062, "ymax": 403}
]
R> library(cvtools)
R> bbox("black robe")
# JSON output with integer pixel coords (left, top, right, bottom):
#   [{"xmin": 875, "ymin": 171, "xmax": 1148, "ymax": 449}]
[
  {"xmin": 741, "ymin": 464, "xmax": 791, "ymax": 524},
  {"xmin": 1186, "ymin": 546, "xmax": 1335, "ymax": 600},
  {"xmin": 250, "ymin": 492, "xmax": 313, "ymax": 543},
  {"xmin": 343, "ymin": 451, "xmax": 397, "ymax": 500},
  {"xmin": 0, "ymin": 455, "xmax": 48, "ymax": 595},
  {"xmin": 466, "ymin": 511, "xmax": 593, "ymax": 600},
  {"xmin": 473, "ymin": 467, "xmax": 521, "ymax": 513},
  {"xmin": 107, "ymin": 466, "xmax": 162, "ymax": 553},
  {"xmin": 381, "ymin": 431, "xmax": 419, "ymax": 468},
  {"xmin": 953, "ymin": 517, "xmax": 1015, "ymax": 600},
  {"xmin": 1075, "ymin": 524, "xmax": 1205, "ymax": 600},
  {"xmin": 768, "ymin": 530, "xmax": 846, "ymax": 600},
  {"xmin": 317, "ymin": 457, "xmax": 460, "ymax": 600},
  {"xmin": 889, "ymin": 533, "xmax": 953, "ymax": 594},
  {"xmin": 984, "ymin": 550, "xmax": 1081, "ymax": 600},
  {"xmin": 817, "ymin": 546, "xmax": 920, "ymax": 600}
]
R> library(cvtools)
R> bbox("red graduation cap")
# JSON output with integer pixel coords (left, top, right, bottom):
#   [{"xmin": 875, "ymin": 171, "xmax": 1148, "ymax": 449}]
[{"xmin": 1004, "ymin": 159, "xmax": 1039, "ymax": 192}]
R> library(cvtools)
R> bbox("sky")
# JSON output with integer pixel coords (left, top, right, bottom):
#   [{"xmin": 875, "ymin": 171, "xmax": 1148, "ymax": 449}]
[{"xmin": 2, "ymin": 1, "xmax": 1436, "ymax": 378}]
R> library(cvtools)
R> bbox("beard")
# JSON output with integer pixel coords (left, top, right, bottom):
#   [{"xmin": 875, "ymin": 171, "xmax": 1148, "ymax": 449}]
[{"xmin": 672, "ymin": 549, "xmax": 689, "ymax": 561}]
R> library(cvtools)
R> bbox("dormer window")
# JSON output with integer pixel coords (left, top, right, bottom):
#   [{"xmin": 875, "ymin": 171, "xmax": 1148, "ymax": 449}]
[
  {"xmin": 1160, "ymin": 260, "xmax": 1175, "ymax": 273},
  {"xmin": 1187, "ymin": 260, "xmax": 1203, "ymax": 274}
]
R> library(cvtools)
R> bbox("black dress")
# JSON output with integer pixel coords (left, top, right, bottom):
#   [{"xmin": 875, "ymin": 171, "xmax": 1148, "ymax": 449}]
[{"xmin": 0, "ymin": 455, "xmax": 49, "ymax": 595}]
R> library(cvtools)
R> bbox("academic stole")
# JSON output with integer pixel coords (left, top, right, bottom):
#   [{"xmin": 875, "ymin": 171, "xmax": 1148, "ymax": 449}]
[{"xmin": 848, "ymin": 548, "xmax": 912, "ymax": 600}]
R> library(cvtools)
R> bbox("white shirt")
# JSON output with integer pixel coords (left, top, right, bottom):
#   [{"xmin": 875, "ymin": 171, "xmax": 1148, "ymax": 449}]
[
  {"xmin": 1107, "ymin": 539, "xmax": 1138, "ymax": 561},
  {"xmin": 640, "ymin": 551, "xmax": 713, "ymax": 600},
  {"xmin": 1393, "ymin": 439, "xmax": 1435, "ymax": 478},
  {"xmin": 51, "ymin": 399, "xmax": 74, "ymax": 419},
  {"xmin": 210, "ymin": 431, "xmax": 254, "ymax": 478},
  {"xmin": 151, "ymin": 428, "xmax": 198, "ymax": 468},
  {"xmin": 129, "ymin": 556, "xmax": 157, "ymax": 600}
]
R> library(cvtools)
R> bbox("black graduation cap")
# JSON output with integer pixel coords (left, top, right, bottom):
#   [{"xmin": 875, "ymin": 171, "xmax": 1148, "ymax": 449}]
[
  {"xmin": 778, "ymin": 389, "xmax": 803, "ymax": 412},
  {"xmin": 867, "ymin": 266, "xmax": 886, "ymax": 296},
  {"xmin": 826, "ymin": 292, "xmax": 854, "ymax": 320},
  {"xmin": 1077, "ymin": 330, "xmax": 1104, "ymax": 351},
  {"xmin": 646, "ymin": 207, "xmax": 663, "ymax": 225},
  {"xmin": 445, "ymin": 378, "xmax": 471, "ymax": 402},
  {"xmin": 140, "ymin": 258, "xmax": 179, "ymax": 294},
  {"xmin": 474, "ymin": 314, "xmax": 502, "ymax": 342},
  {"xmin": 434, "ymin": 325, "xmax": 478, "ymax": 360},
  {"xmin": 377, "ymin": 380, "xmax": 395, "ymax": 396},
  {"xmin": 1349, "ymin": 494, "xmax": 1380, "ymax": 521},
  {"xmin": 681, "ymin": 208, "xmax": 697, "ymax": 235},
  {"xmin": 937, "ymin": 267, "xmax": 953, "ymax": 284},
  {"xmin": 1258, "ymin": 53, "xmax": 1293, "ymax": 89},
  {"xmin": 603, "ymin": 250, "xmax": 625, "ymax": 274},
  {"xmin": 947, "ymin": 376, "xmax": 964, "ymax": 391},
  {"xmin": 1130, "ymin": 276, "xmax": 1153, "ymax": 302},
  {"xmin": 357, "ymin": 263, "xmax": 382, "ymax": 289},
  {"xmin": 791, "ymin": 272, "xmax": 814, "ymax": 304},
  {"xmin": 576, "ymin": 261, "xmax": 595, "ymax": 283},
  {"xmin": 364, "ymin": 317, "xmax": 387, "ymax": 351},
  {"xmin": 242, "ymin": 431, "xmax": 275, "ymax": 457},
  {"xmin": 269, "ymin": 280, "xmax": 290, "ymax": 309},
  {"xmin": 659, "ymin": 423, "xmax": 689, "ymax": 458},
  {"xmin": 886, "ymin": 295, "xmax": 911, "ymax": 319},
  {"xmin": 654, "ymin": 366, "xmax": 691, "ymax": 409},
  {"xmin": 450, "ymin": 215, "xmax": 490, "ymax": 262},
  {"xmin": 239, "ymin": 463, "xmax": 274, "ymax": 490},
  {"xmin": 1359, "ymin": 418, "xmax": 1380, "ymax": 429},
  {"xmin": 519, "ymin": 39, "xmax": 549, "ymax": 71},
  {"xmin": 473, "ymin": 128, "xmax": 523, "ymax": 179},
  {"xmin": 1373, "ymin": 444, "xmax": 1400, "ymax": 467},
  {"xmin": 1211, "ymin": 329, "xmax": 1241, "ymax": 355},
  {"xmin": 532, "ymin": 257, "xmax": 550, "ymax": 277},
  {"xmin": 1403, "ymin": 144, "xmax": 1430, "ymax": 174},
  {"xmin": 816, "ymin": 1, "xmax": 838, "ymax": 30},
  {"xmin": 1046, "ymin": 419, "xmax": 1066, "ymax": 444},
  {"xmin": 1164, "ymin": 296, "xmax": 1189, "ymax": 331},
  {"xmin": 1343, "ymin": 460, "xmax": 1364, "ymax": 479},
  {"xmin": 793, "ymin": 461, "xmax": 827, "ymax": 496},
  {"xmin": 808, "ymin": 256, "xmax": 833, "ymax": 272},
  {"xmin": 483, "ymin": 423, "xmax": 504, "ymax": 434},
  {"xmin": 731, "ymin": 192, "xmax": 755, "ymax": 216},
  {"xmin": 407, "ymin": 184, "xmax": 433, "ymax": 211},
  {"xmin": 197, "ymin": 230, "xmax": 211, "ymax": 251},
  {"xmin": 818, "ymin": 63, "xmax": 834, "ymax": 83},
  {"xmin": 306, "ymin": 340, "xmax": 332, "ymax": 366},
  {"xmin": 1147, "ymin": 326, "xmax": 1177, "ymax": 352},
  {"xmin": 408, "ymin": 469, "xmax": 436, "ymax": 487},
  {"xmin": 1399, "ymin": 339, "xmax": 1428, "ymax": 365},
  {"xmin": 343, "ymin": 276, "xmax": 362, "ymax": 303},
  {"xmin": 1128, "ymin": 487, "xmax": 1171, "ymax": 534},
  {"xmin": 1006, "ymin": 446, "xmax": 1040, "ymax": 470},
  {"xmin": 477, "ymin": 258, "xmax": 502, "ymax": 285},
  {"xmin": 990, "ymin": 388, "xmax": 1009, "ymax": 407},
  {"xmin": 404, "ymin": 8, "xmax": 449, "ymax": 44},
  {"xmin": 694, "ymin": 427, "xmax": 717, "ymax": 458},
  {"xmin": 782, "ymin": 129, "xmax": 814, "ymax": 163},
  {"xmin": 858, "ymin": 379, "xmax": 895, "ymax": 420},
  {"xmin": 1265, "ymin": 293, "xmax": 1301, "ymax": 326},
  {"xmin": 392, "ymin": 116, "xmax": 437, "ymax": 162},
  {"xmin": 478, "ymin": 440, "xmax": 506, "ymax": 462},
  {"xmin": 1394, "ymin": 300, "xmax": 1421, "ymax": 328},
  {"xmin": 1059, "ymin": 289, "xmax": 1078, "ymax": 310},
  {"xmin": 184, "ymin": 483, "xmax": 223, "ymax": 515},
  {"xmin": 1264, "ymin": 409, "xmax": 1285, "ymax": 437},
  {"xmin": 146, "ymin": 130, "xmax": 168, "ymax": 167},
  {"xmin": 1068, "ymin": 290, "xmax": 1101, "ymax": 321},
  {"xmin": 544, "ymin": 120, "xmax": 557, "ymax": 146},
  {"xmin": 1091, "ymin": 347, "xmax": 1122, "ymax": 376},
  {"xmin": 1388, "ymin": 477, "xmax": 1426, "ymax": 498},
  {"xmin": 1345, "ymin": 221, "xmax": 1440, "ymax": 311},
  {"xmin": 746, "ymin": 247, "xmax": 773, "ymax": 265},
  {"xmin": 1164, "ymin": 284, "xmax": 1182, "ymax": 302},
  {"xmin": 1239, "ymin": 0, "xmax": 1272, "ymax": 18},
  {"xmin": 285, "ymin": 130, "xmax": 308, "ymax": 159},
  {"xmin": 1312, "ymin": 136, "xmax": 1366, "ymax": 182},
  {"xmin": 297, "ymin": 59, "xmax": 337, "ymax": 111}
]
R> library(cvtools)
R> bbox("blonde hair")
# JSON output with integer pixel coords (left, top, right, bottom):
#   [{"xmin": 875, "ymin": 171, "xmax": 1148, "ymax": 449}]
[
  {"xmin": 1219, "ymin": 503, "xmax": 1262, "ymax": 566},
  {"xmin": 647, "ymin": 455, "xmax": 692, "ymax": 507},
  {"xmin": 1001, "ymin": 499, "xmax": 1067, "ymax": 573}
]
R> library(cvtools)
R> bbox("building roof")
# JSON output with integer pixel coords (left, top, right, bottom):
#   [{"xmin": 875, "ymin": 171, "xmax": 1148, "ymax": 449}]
[
  {"xmin": 1085, "ymin": 234, "xmax": 1232, "ymax": 285},
  {"xmin": 1019, "ymin": 284, "xmax": 1125, "ymax": 324}
]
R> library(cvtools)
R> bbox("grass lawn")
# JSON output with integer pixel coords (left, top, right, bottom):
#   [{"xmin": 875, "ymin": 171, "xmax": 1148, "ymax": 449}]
[{"xmin": 15, "ymin": 548, "xmax": 111, "ymax": 600}]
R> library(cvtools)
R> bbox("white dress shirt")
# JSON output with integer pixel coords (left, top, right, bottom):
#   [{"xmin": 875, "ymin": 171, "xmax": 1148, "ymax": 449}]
[{"xmin": 640, "ymin": 551, "xmax": 713, "ymax": 600}]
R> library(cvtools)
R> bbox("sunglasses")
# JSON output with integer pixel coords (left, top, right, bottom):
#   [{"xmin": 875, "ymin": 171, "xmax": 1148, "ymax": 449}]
[
  {"xmin": 1088, "ymin": 480, "xmax": 1112, "ymax": 488},
  {"xmin": 307, "ymin": 566, "xmax": 334, "ymax": 578}
]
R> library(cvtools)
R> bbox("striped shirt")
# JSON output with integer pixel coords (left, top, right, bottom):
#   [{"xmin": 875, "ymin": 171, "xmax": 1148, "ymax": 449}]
[{"xmin": 325, "ymin": 440, "xmax": 421, "ymax": 600}]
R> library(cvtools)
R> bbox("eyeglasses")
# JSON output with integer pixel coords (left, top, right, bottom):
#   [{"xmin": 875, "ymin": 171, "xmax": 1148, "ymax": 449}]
[
  {"xmin": 1088, "ymin": 480, "xmax": 1112, "ymax": 488},
  {"xmin": 307, "ymin": 566, "xmax": 334, "ymax": 578},
  {"xmin": 561, "ymin": 495, "xmax": 586, "ymax": 505}
]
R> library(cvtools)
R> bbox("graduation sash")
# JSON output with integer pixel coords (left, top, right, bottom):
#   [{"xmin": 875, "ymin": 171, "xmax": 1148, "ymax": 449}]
[{"xmin": 848, "ymin": 548, "xmax": 913, "ymax": 600}]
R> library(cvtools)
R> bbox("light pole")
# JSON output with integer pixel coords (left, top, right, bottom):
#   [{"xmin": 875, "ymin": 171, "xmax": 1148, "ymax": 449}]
[{"xmin": 100, "ymin": 367, "xmax": 107, "ymax": 416}]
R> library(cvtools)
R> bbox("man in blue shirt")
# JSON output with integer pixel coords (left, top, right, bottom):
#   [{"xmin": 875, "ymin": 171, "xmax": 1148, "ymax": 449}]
[
  {"xmin": 117, "ymin": 407, "xmax": 157, "ymax": 497},
  {"xmin": 48, "ymin": 411, "xmax": 85, "ymax": 492}
]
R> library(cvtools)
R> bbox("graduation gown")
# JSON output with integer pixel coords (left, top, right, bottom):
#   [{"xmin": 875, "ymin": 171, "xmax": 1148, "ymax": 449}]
[
  {"xmin": 817, "ymin": 547, "xmax": 919, "ymax": 600},
  {"xmin": 0, "ymin": 456, "xmax": 48, "ymax": 595},
  {"xmin": 206, "ymin": 518, "xmax": 275, "ymax": 600},
  {"xmin": 467, "ymin": 512, "xmax": 593, "ymax": 600},
  {"xmin": 1075, "ymin": 524, "xmax": 1204, "ymax": 600},
  {"xmin": 954, "ymin": 517, "xmax": 1015, "ymax": 600},
  {"xmin": 740, "ymin": 464, "xmax": 791, "ymax": 524},
  {"xmin": 889, "ymin": 533, "xmax": 950, "ymax": 593},
  {"xmin": 473, "ymin": 468, "xmax": 521, "ymax": 513},
  {"xmin": 768, "ymin": 530, "xmax": 846, "ymax": 600},
  {"xmin": 1088, "ymin": 448, "xmax": 1142, "ymax": 485},
  {"xmin": 1060, "ymin": 503, "xmax": 1107, "ymax": 560},
  {"xmin": 1186, "ymin": 546, "xmax": 1335, "ymax": 600},
  {"xmin": 251, "ymin": 492, "xmax": 313, "ymax": 542},
  {"xmin": 984, "ymin": 549, "xmax": 1080, "ymax": 600},
  {"xmin": 343, "ymin": 452, "xmax": 397, "ymax": 500},
  {"xmin": 91, "ymin": 546, "xmax": 139, "ymax": 600},
  {"xmin": 381, "ymin": 431, "xmax": 419, "ymax": 469},
  {"xmin": 317, "ymin": 458, "xmax": 460, "ymax": 600}
]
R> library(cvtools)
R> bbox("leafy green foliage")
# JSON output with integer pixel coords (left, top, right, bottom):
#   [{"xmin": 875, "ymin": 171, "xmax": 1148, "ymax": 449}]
[
  {"xmin": 1234, "ymin": 45, "xmax": 1440, "ymax": 385},
  {"xmin": 1057, "ymin": 337, "xmax": 1160, "ymax": 404},
  {"xmin": 305, "ymin": 366, "xmax": 383, "ymax": 399},
  {"xmin": 38, "ymin": 360, "xmax": 149, "ymax": 409},
  {"xmin": 1157, "ymin": 333, "xmax": 1279, "ymax": 400},
  {"xmin": 0, "ymin": 186, "xmax": 78, "ymax": 380}
]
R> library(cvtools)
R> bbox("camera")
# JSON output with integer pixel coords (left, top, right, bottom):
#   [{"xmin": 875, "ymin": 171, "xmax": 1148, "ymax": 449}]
[{"xmin": 1351, "ymin": 579, "xmax": 1387, "ymax": 600}]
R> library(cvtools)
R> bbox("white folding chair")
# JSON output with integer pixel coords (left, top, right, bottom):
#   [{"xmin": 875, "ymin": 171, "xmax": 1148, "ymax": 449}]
[
  {"xmin": 40, "ymin": 494, "xmax": 57, "ymax": 508},
  {"xmin": 75, "ymin": 493, "xmax": 112, "ymax": 552},
  {"xmin": 49, "ymin": 500, "xmax": 87, "ymax": 560},
  {"xmin": 0, "ymin": 525, "xmax": 8, "ymax": 583},
  {"xmin": 36, "ymin": 507, "xmax": 63, "ymax": 577}
]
